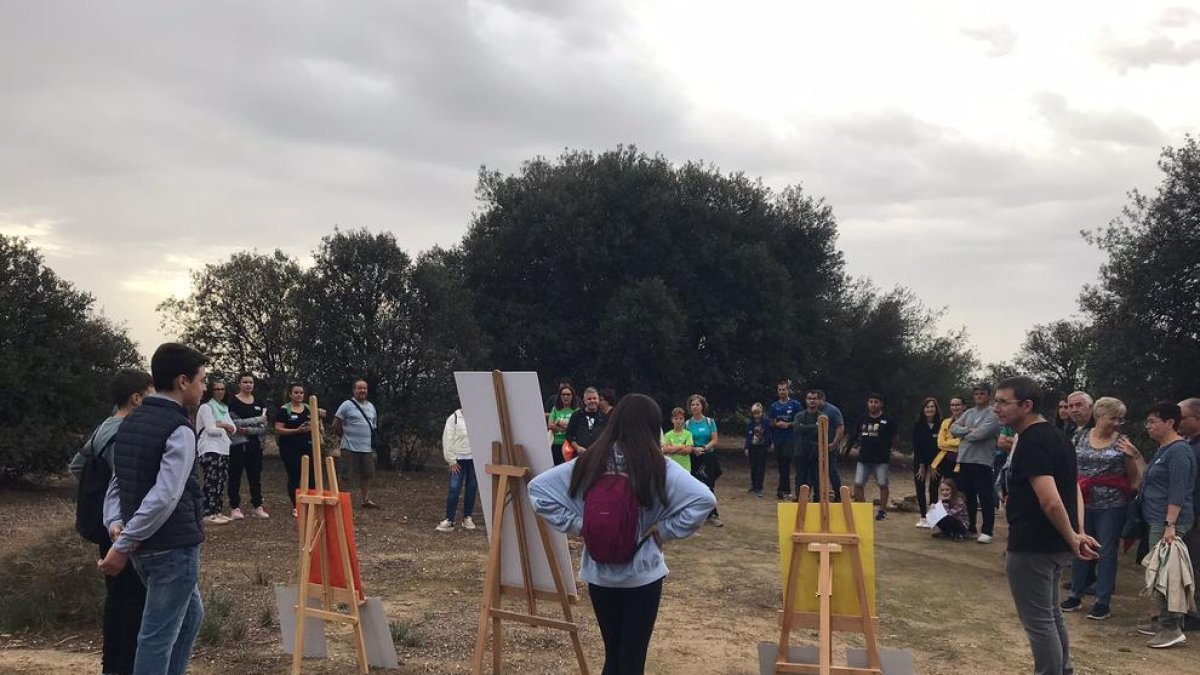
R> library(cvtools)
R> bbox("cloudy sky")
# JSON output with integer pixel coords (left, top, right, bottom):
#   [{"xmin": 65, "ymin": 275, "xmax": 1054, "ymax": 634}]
[{"xmin": 2, "ymin": 1, "xmax": 1197, "ymax": 365}]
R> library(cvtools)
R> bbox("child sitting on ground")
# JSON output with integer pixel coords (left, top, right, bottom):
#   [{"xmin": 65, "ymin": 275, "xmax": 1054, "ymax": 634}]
[{"xmin": 929, "ymin": 477, "xmax": 969, "ymax": 541}]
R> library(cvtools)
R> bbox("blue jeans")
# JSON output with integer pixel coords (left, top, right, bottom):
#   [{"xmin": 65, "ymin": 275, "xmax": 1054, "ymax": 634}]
[
  {"xmin": 446, "ymin": 459, "xmax": 477, "ymax": 521},
  {"xmin": 130, "ymin": 544, "xmax": 203, "ymax": 675},
  {"xmin": 1069, "ymin": 505, "xmax": 1127, "ymax": 606}
]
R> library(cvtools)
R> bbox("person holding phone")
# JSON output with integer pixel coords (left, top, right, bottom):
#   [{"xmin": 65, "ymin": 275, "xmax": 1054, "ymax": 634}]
[
  {"xmin": 275, "ymin": 382, "xmax": 316, "ymax": 515},
  {"xmin": 1060, "ymin": 397, "xmax": 1143, "ymax": 621}
]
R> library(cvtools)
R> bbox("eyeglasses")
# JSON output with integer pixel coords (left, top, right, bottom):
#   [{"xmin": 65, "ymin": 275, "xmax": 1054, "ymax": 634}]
[
  {"xmin": 1145, "ymin": 418, "xmax": 1161, "ymax": 427},
  {"xmin": 993, "ymin": 398, "xmax": 1022, "ymax": 407}
]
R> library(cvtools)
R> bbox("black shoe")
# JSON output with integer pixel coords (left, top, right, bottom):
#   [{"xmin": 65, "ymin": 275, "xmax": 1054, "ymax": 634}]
[
  {"xmin": 1061, "ymin": 597, "xmax": 1082, "ymax": 612},
  {"xmin": 1087, "ymin": 604, "xmax": 1111, "ymax": 620}
]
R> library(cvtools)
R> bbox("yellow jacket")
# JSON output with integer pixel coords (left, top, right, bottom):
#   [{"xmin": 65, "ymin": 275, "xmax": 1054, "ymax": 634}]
[{"xmin": 932, "ymin": 417, "xmax": 960, "ymax": 471}]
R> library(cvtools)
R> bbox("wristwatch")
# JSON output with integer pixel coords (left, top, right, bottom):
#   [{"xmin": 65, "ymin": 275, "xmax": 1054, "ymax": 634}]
[{"xmin": 1165, "ymin": 521, "xmax": 1176, "ymax": 527}]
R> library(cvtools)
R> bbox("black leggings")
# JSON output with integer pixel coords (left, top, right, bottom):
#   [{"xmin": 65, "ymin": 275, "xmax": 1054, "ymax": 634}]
[
  {"xmin": 913, "ymin": 462, "xmax": 938, "ymax": 515},
  {"xmin": 99, "ymin": 540, "xmax": 146, "ymax": 675},
  {"xmin": 747, "ymin": 445, "xmax": 768, "ymax": 492},
  {"xmin": 228, "ymin": 438, "xmax": 264, "ymax": 508},
  {"xmin": 589, "ymin": 578, "xmax": 664, "ymax": 675},
  {"xmin": 280, "ymin": 446, "xmax": 314, "ymax": 505},
  {"xmin": 691, "ymin": 453, "xmax": 721, "ymax": 517}
]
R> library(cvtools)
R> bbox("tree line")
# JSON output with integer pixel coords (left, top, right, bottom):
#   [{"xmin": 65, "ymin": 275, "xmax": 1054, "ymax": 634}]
[{"xmin": 9, "ymin": 138, "xmax": 1193, "ymax": 476}]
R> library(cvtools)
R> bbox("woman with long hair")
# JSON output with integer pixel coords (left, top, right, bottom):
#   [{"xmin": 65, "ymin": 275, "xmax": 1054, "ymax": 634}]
[
  {"xmin": 686, "ymin": 394, "xmax": 722, "ymax": 526},
  {"xmin": 274, "ymin": 382, "xmax": 315, "ymax": 515},
  {"xmin": 933, "ymin": 397, "xmax": 965, "ymax": 479},
  {"xmin": 227, "ymin": 372, "xmax": 270, "ymax": 519},
  {"xmin": 547, "ymin": 384, "xmax": 578, "ymax": 465},
  {"xmin": 197, "ymin": 379, "xmax": 236, "ymax": 524},
  {"xmin": 529, "ymin": 394, "xmax": 715, "ymax": 675},
  {"xmin": 912, "ymin": 397, "xmax": 942, "ymax": 528}
]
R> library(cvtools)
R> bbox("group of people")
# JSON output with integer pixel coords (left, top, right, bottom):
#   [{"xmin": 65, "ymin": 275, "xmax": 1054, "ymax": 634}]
[{"xmin": 68, "ymin": 343, "xmax": 386, "ymax": 675}]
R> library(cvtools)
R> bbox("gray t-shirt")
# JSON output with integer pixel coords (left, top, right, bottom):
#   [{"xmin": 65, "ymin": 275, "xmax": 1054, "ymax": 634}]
[
  {"xmin": 67, "ymin": 415, "xmax": 123, "ymax": 479},
  {"xmin": 1141, "ymin": 439, "xmax": 1197, "ymax": 528},
  {"xmin": 335, "ymin": 399, "xmax": 377, "ymax": 453},
  {"xmin": 1074, "ymin": 431, "xmax": 1128, "ymax": 510}
]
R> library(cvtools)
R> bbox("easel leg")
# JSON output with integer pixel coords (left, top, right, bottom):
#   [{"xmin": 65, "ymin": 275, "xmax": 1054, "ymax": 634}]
[
  {"xmin": 777, "ymin": 486, "xmax": 812, "ymax": 671},
  {"xmin": 473, "ymin": 474, "xmax": 510, "ymax": 673},
  {"xmin": 293, "ymin": 456, "xmax": 315, "ymax": 675},
  {"xmin": 840, "ymin": 489, "xmax": 881, "ymax": 670}
]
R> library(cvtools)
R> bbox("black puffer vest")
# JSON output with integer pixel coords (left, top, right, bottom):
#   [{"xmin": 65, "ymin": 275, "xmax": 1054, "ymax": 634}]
[{"xmin": 113, "ymin": 396, "xmax": 205, "ymax": 550}]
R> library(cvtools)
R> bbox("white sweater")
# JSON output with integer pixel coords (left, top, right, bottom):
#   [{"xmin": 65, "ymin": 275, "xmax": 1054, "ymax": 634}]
[
  {"xmin": 442, "ymin": 409, "xmax": 471, "ymax": 463},
  {"xmin": 197, "ymin": 401, "xmax": 234, "ymax": 456}
]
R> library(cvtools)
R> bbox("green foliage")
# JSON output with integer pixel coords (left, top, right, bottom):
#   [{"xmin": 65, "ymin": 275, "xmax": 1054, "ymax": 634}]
[
  {"xmin": 0, "ymin": 236, "xmax": 141, "ymax": 478},
  {"xmin": 197, "ymin": 586, "xmax": 237, "ymax": 645},
  {"xmin": 1015, "ymin": 320, "xmax": 1093, "ymax": 404},
  {"xmin": 0, "ymin": 527, "xmax": 105, "ymax": 631},
  {"xmin": 389, "ymin": 618, "xmax": 425, "ymax": 648},
  {"xmin": 1080, "ymin": 136, "xmax": 1200, "ymax": 413}
]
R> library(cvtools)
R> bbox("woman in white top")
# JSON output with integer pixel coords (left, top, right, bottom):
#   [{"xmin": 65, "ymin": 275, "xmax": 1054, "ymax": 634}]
[{"xmin": 197, "ymin": 380, "xmax": 237, "ymax": 524}]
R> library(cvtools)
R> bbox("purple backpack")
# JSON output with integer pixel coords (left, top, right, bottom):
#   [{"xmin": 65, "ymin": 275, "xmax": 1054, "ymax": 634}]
[{"xmin": 583, "ymin": 474, "xmax": 642, "ymax": 564}]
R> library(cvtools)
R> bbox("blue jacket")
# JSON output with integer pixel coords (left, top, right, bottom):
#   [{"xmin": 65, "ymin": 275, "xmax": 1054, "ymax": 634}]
[
  {"xmin": 745, "ymin": 417, "xmax": 774, "ymax": 450},
  {"xmin": 529, "ymin": 456, "xmax": 716, "ymax": 588}
]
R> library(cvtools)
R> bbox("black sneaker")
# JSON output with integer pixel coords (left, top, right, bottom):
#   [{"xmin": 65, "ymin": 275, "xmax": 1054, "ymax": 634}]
[
  {"xmin": 1087, "ymin": 604, "xmax": 1111, "ymax": 620},
  {"xmin": 1061, "ymin": 597, "xmax": 1082, "ymax": 612},
  {"xmin": 874, "ymin": 509, "xmax": 886, "ymax": 521}
]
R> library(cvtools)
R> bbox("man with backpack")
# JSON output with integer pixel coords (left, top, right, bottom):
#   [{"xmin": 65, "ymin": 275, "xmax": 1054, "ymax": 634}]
[
  {"xmin": 69, "ymin": 368, "xmax": 152, "ymax": 675},
  {"xmin": 99, "ymin": 343, "xmax": 208, "ymax": 675},
  {"xmin": 334, "ymin": 379, "xmax": 380, "ymax": 509}
]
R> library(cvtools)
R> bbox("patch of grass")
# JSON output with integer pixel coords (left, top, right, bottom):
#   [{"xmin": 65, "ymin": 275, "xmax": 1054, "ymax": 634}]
[
  {"xmin": 0, "ymin": 527, "xmax": 105, "ymax": 632},
  {"xmin": 258, "ymin": 606, "xmax": 275, "ymax": 628},
  {"xmin": 389, "ymin": 618, "xmax": 425, "ymax": 648},
  {"xmin": 247, "ymin": 564, "xmax": 270, "ymax": 587},
  {"xmin": 197, "ymin": 587, "xmax": 238, "ymax": 645}
]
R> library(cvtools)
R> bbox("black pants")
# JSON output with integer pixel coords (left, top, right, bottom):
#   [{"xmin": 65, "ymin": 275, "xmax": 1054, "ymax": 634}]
[
  {"xmin": 794, "ymin": 452, "xmax": 820, "ymax": 500},
  {"xmin": 99, "ymin": 540, "xmax": 146, "ymax": 675},
  {"xmin": 228, "ymin": 438, "xmax": 264, "ymax": 508},
  {"xmin": 913, "ymin": 462, "xmax": 938, "ymax": 515},
  {"xmin": 936, "ymin": 516, "xmax": 968, "ymax": 537},
  {"xmin": 280, "ymin": 446, "xmax": 314, "ymax": 506},
  {"xmin": 589, "ymin": 578, "xmax": 664, "ymax": 675},
  {"xmin": 959, "ymin": 463, "xmax": 996, "ymax": 536},
  {"xmin": 691, "ymin": 453, "xmax": 720, "ymax": 517},
  {"xmin": 777, "ymin": 453, "xmax": 792, "ymax": 497},
  {"xmin": 551, "ymin": 443, "xmax": 565, "ymax": 466},
  {"xmin": 747, "ymin": 446, "xmax": 768, "ymax": 492}
]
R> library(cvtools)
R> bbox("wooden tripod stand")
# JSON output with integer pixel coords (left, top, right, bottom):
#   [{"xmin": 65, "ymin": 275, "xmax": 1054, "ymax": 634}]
[
  {"xmin": 470, "ymin": 370, "xmax": 588, "ymax": 674},
  {"xmin": 292, "ymin": 395, "xmax": 368, "ymax": 675},
  {"xmin": 776, "ymin": 415, "xmax": 881, "ymax": 675}
]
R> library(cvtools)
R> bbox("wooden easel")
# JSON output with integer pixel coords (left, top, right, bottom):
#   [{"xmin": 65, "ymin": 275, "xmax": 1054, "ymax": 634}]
[
  {"xmin": 292, "ymin": 395, "xmax": 369, "ymax": 675},
  {"xmin": 471, "ymin": 370, "xmax": 588, "ymax": 674},
  {"xmin": 776, "ymin": 415, "xmax": 881, "ymax": 675}
]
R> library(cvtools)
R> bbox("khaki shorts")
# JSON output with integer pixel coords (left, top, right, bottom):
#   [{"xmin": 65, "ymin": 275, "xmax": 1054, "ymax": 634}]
[{"xmin": 343, "ymin": 450, "xmax": 376, "ymax": 480}]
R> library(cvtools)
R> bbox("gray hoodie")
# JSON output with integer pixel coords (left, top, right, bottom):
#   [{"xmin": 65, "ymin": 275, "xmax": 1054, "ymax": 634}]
[{"xmin": 951, "ymin": 406, "xmax": 1000, "ymax": 467}]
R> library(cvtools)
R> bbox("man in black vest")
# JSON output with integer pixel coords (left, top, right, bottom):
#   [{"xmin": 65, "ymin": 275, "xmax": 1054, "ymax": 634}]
[{"xmin": 99, "ymin": 343, "xmax": 207, "ymax": 675}]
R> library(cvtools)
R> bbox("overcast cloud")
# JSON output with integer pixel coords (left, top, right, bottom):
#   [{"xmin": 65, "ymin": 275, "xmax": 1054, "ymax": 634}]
[{"xmin": 1, "ymin": 1, "xmax": 1197, "ymax": 367}]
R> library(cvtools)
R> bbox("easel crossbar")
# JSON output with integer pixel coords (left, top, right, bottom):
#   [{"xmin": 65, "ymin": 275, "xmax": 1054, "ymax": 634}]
[
  {"xmin": 489, "ymin": 608, "xmax": 581, "ymax": 632},
  {"xmin": 775, "ymin": 665, "xmax": 880, "ymax": 675}
]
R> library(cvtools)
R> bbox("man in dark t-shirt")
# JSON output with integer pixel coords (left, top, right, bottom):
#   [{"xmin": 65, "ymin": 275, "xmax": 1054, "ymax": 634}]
[
  {"xmin": 852, "ymin": 393, "xmax": 896, "ymax": 521},
  {"xmin": 996, "ymin": 376, "xmax": 1099, "ymax": 675}
]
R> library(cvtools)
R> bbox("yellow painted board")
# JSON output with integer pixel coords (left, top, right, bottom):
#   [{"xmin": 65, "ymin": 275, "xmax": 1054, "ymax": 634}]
[{"xmin": 777, "ymin": 502, "xmax": 877, "ymax": 615}]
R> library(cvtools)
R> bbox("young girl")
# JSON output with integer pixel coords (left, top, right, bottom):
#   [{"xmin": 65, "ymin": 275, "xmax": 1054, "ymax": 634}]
[
  {"xmin": 197, "ymin": 380, "xmax": 236, "ymax": 524},
  {"xmin": 686, "ymin": 394, "xmax": 722, "ymax": 527},
  {"xmin": 661, "ymin": 407, "xmax": 694, "ymax": 472},
  {"xmin": 529, "ymin": 394, "xmax": 716, "ymax": 675},
  {"xmin": 930, "ymin": 478, "xmax": 969, "ymax": 541},
  {"xmin": 744, "ymin": 403, "xmax": 772, "ymax": 498}
]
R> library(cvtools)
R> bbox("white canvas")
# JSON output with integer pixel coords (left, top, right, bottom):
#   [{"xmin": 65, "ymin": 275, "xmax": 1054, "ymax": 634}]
[{"xmin": 454, "ymin": 371, "xmax": 578, "ymax": 598}]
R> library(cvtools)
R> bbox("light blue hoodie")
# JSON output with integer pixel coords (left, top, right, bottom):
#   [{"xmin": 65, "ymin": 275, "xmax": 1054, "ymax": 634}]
[{"xmin": 529, "ymin": 454, "xmax": 716, "ymax": 588}]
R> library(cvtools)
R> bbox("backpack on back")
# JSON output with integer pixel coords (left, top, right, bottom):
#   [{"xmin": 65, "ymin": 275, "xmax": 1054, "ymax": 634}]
[
  {"xmin": 75, "ymin": 432, "xmax": 115, "ymax": 546},
  {"xmin": 582, "ymin": 473, "xmax": 642, "ymax": 564}
]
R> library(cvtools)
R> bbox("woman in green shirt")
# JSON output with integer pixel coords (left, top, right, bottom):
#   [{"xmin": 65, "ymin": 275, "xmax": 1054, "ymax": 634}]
[{"xmin": 547, "ymin": 384, "xmax": 577, "ymax": 465}]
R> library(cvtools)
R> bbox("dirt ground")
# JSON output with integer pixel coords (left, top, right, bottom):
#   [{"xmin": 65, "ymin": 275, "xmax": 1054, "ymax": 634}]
[{"xmin": 0, "ymin": 448, "xmax": 1194, "ymax": 675}]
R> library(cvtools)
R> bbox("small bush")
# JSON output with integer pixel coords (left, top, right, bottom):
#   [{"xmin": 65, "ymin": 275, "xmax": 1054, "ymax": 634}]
[
  {"xmin": 389, "ymin": 618, "xmax": 425, "ymax": 648},
  {"xmin": 0, "ymin": 527, "xmax": 105, "ymax": 632},
  {"xmin": 258, "ymin": 606, "xmax": 274, "ymax": 628},
  {"xmin": 197, "ymin": 587, "xmax": 236, "ymax": 645}
]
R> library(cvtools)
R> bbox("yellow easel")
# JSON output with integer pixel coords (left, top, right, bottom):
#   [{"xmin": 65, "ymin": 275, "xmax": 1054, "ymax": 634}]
[
  {"xmin": 292, "ymin": 395, "xmax": 368, "ymax": 675},
  {"xmin": 471, "ymin": 371, "xmax": 588, "ymax": 674},
  {"xmin": 776, "ymin": 415, "xmax": 881, "ymax": 675}
]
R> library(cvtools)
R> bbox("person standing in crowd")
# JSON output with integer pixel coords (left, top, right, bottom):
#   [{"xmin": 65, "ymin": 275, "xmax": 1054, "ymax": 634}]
[
  {"xmin": 275, "ymin": 383, "xmax": 315, "ymax": 516},
  {"xmin": 1055, "ymin": 398, "xmax": 1074, "ymax": 435},
  {"xmin": 662, "ymin": 407, "xmax": 694, "ymax": 472},
  {"xmin": 952, "ymin": 384, "xmax": 1001, "ymax": 543},
  {"xmin": 566, "ymin": 387, "xmax": 608, "ymax": 455},
  {"xmin": 1060, "ymin": 397, "xmax": 1143, "ymax": 621},
  {"xmin": 815, "ymin": 390, "xmax": 846, "ymax": 500},
  {"xmin": 69, "ymin": 369, "xmax": 151, "ymax": 675},
  {"xmin": 544, "ymin": 377, "xmax": 580, "ymax": 414},
  {"xmin": 743, "ymin": 402, "xmax": 772, "ymax": 498},
  {"xmin": 1066, "ymin": 391, "xmax": 1095, "ymax": 443},
  {"xmin": 436, "ymin": 408, "xmax": 477, "ymax": 533},
  {"xmin": 768, "ymin": 382, "xmax": 802, "ymax": 493},
  {"xmin": 598, "ymin": 388, "xmax": 617, "ymax": 416},
  {"xmin": 1133, "ymin": 401, "xmax": 1197, "ymax": 648},
  {"xmin": 196, "ymin": 380, "xmax": 236, "ymax": 525},
  {"xmin": 227, "ymin": 373, "xmax": 269, "ymax": 520},
  {"xmin": 686, "ymin": 394, "xmax": 723, "ymax": 527},
  {"xmin": 547, "ymin": 384, "xmax": 578, "ymax": 465},
  {"xmin": 334, "ymin": 379, "xmax": 379, "ymax": 509},
  {"xmin": 912, "ymin": 398, "xmax": 942, "ymax": 528},
  {"xmin": 1177, "ymin": 397, "xmax": 1200, "ymax": 620},
  {"xmin": 852, "ymin": 393, "xmax": 897, "ymax": 521},
  {"xmin": 100, "ymin": 343, "xmax": 210, "ymax": 675},
  {"xmin": 933, "ymin": 397, "xmax": 964, "ymax": 479},
  {"xmin": 994, "ymin": 376, "xmax": 1099, "ymax": 675},
  {"xmin": 792, "ymin": 392, "xmax": 823, "ymax": 500},
  {"xmin": 528, "ymin": 393, "xmax": 716, "ymax": 675}
]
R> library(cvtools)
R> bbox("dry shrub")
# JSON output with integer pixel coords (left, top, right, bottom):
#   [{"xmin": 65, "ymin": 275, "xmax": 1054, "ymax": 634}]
[{"xmin": 0, "ymin": 526, "xmax": 105, "ymax": 632}]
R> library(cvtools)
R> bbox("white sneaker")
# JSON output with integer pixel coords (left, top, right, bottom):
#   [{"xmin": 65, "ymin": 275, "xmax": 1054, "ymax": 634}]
[
  {"xmin": 204, "ymin": 514, "xmax": 231, "ymax": 524},
  {"xmin": 977, "ymin": 533, "xmax": 993, "ymax": 544},
  {"xmin": 435, "ymin": 519, "xmax": 455, "ymax": 533},
  {"xmin": 462, "ymin": 516, "xmax": 476, "ymax": 530},
  {"xmin": 251, "ymin": 506, "xmax": 270, "ymax": 519},
  {"xmin": 229, "ymin": 507, "xmax": 245, "ymax": 520},
  {"xmin": 916, "ymin": 518, "xmax": 929, "ymax": 528}
]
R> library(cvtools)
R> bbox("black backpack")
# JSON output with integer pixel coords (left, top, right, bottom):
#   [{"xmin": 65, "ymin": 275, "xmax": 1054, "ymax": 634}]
[{"xmin": 75, "ymin": 431, "xmax": 116, "ymax": 545}]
